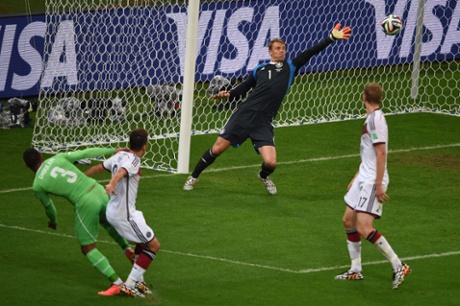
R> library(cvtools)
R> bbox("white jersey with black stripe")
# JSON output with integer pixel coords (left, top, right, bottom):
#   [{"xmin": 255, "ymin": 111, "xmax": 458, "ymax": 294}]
[
  {"xmin": 358, "ymin": 109, "xmax": 389, "ymax": 185},
  {"xmin": 103, "ymin": 151, "xmax": 141, "ymax": 220}
]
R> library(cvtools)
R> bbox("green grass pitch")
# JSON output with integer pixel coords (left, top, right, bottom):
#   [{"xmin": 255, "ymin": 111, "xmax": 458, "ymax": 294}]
[{"xmin": 1, "ymin": 112, "xmax": 460, "ymax": 306}]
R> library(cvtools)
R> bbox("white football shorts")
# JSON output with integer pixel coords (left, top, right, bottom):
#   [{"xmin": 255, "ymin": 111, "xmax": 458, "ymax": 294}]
[
  {"xmin": 344, "ymin": 178, "xmax": 387, "ymax": 218},
  {"xmin": 107, "ymin": 210, "xmax": 155, "ymax": 244}
]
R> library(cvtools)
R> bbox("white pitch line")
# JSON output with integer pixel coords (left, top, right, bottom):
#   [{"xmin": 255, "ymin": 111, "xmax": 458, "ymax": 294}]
[
  {"xmin": 1, "ymin": 223, "xmax": 459, "ymax": 274},
  {"xmin": 1, "ymin": 142, "xmax": 459, "ymax": 195},
  {"xmin": 0, "ymin": 187, "xmax": 33, "ymax": 194}
]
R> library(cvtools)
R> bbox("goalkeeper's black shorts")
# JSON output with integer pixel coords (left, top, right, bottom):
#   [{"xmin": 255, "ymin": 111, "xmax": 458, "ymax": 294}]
[{"xmin": 219, "ymin": 110, "xmax": 275, "ymax": 153}]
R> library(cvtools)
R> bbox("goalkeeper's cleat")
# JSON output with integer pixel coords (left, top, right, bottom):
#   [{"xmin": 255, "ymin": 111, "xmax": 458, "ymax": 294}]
[
  {"xmin": 136, "ymin": 281, "xmax": 152, "ymax": 295},
  {"xmin": 335, "ymin": 270, "xmax": 364, "ymax": 280},
  {"xmin": 125, "ymin": 247, "xmax": 135, "ymax": 265},
  {"xmin": 258, "ymin": 173, "xmax": 277, "ymax": 195},
  {"xmin": 120, "ymin": 283, "xmax": 145, "ymax": 298},
  {"xmin": 392, "ymin": 262, "xmax": 411, "ymax": 289},
  {"xmin": 183, "ymin": 176, "xmax": 198, "ymax": 191},
  {"xmin": 97, "ymin": 284, "xmax": 121, "ymax": 296}
]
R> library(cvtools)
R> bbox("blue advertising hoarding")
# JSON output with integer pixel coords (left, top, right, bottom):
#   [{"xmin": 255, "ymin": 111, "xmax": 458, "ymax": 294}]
[{"xmin": 0, "ymin": 0, "xmax": 459, "ymax": 99}]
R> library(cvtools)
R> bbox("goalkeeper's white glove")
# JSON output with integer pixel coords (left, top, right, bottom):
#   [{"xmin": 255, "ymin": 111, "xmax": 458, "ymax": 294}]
[{"xmin": 329, "ymin": 23, "xmax": 352, "ymax": 41}]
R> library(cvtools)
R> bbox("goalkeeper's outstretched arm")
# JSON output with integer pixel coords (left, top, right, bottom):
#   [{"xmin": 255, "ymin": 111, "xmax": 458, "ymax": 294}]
[
  {"xmin": 292, "ymin": 23, "xmax": 352, "ymax": 69},
  {"xmin": 213, "ymin": 75, "xmax": 255, "ymax": 101}
]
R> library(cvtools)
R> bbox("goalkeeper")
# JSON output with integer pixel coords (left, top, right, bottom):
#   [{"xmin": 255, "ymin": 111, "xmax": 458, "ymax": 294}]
[
  {"xmin": 23, "ymin": 147, "xmax": 135, "ymax": 296},
  {"xmin": 184, "ymin": 23, "xmax": 352, "ymax": 194}
]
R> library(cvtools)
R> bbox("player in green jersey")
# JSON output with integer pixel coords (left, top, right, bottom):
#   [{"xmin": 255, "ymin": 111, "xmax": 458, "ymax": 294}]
[{"xmin": 23, "ymin": 147, "xmax": 135, "ymax": 296}]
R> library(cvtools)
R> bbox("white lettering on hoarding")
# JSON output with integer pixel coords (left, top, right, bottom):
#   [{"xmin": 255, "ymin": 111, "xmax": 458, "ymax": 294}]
[
  {"xmin": 366, "ymin": 0, "xmax": 407, "ymax": 59},
  {"xmin": 168, "ymin": 5, "xmax": 280, "ymax": 76},
  {"xmin": 219, "ymin": 7, "xmax": 254, "ymax": 73},
  {"xmin": 420, "ymin": 0, "xmax": 445, "ymax": 57},
  {"xmin": 1, "ymin": 2, "xmax": 459, "ymax": 97},
  {"xmin": 41, "ymin": 20, "xmax": 78, "ymax": 87},
  {"xmin": 13, "ymin": 21, "xmax": 46, "ymax": 91},
  {"xmin": 166, "ymin": 10, "xmax": 208, "ymax": 76},
  {"xmin": 440, "ymin": 1, "xmax": 460, "ymax": 54},
  {"xmin": 1, "ymin": 20, "xmax": 78, "ymax": 95},
  {"xmin": 399, "ymin": 0, "xmax": 444, "ymax": 57},
  {"xmin": 399, "ymin": 0, "xmax": 418, "ymax": 58},
  {"xmin": 202, "ymin": 9, "xmax": 226, "ymax": 74},
  {"xmin": 0, "ymin": 25, "xmax": 17, "ymax": 91},
  {"xmin": 246, "ymin": 5, "xmax": 280, "ymax": 70},
  {"xmin": 367, "ymin": 0, "xmax": 459, "ymax": 59}
]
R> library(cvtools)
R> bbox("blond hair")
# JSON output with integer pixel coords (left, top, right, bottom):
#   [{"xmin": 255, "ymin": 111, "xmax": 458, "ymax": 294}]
[
  {"xmin": 364, "ymin": 83, "xmax": 383, "ymax": 105},
  {"xmin": 268, "ymin": 38, "xmax": 285, "ymax": 50}
]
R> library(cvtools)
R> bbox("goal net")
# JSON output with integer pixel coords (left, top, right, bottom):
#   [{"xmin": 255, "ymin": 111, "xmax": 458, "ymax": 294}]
[{"xmin": 32, "ymin": 0, "xmax": 460, "ymax": 172}]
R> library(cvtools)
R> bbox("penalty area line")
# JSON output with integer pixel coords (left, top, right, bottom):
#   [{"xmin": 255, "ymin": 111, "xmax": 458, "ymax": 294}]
[{"xmin": 1, "ymin": 223, "xmax": 459, "ymax": 274}]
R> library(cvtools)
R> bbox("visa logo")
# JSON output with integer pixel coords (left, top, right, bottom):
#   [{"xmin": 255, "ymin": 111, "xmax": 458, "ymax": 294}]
[
  {"xmin": 366, "ymin": 0, "xmax": 460, "ymax": 59},
  {"xmin": 0, "ymin": 20, "xmax": 78, "ymax": 95},
  {"xmin": 167, "ymin": 5, "xmax": 280, "ymax": 75}
]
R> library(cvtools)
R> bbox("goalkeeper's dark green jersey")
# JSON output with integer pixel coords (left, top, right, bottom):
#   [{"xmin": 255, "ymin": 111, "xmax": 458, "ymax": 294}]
[{"xmin": 32, "ymin": 148, "xmax": 115, "ymax": 224}]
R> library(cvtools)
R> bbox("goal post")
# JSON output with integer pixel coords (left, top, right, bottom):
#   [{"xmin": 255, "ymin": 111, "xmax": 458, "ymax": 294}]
[
  {"xmin": 32, "ymin": 0, "xmax": 460, "ymax": 173},
  {"xmin": 177, "ymin": 0, "xmax": 200, "ymax": 174},
  {"xmin": 411, "ymin": 0, "xmax": 424, "ymax": 100}
]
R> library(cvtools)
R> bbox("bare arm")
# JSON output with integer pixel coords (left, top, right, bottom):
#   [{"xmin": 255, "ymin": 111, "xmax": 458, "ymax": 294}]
[
  {"xmin": 105, "ymin": 167, "xmax": 128, "ymax": 195},
  {"xmin": 84, "ymin": 148, "xmax": 128, "ymax": 177},
  {"xmin": 374, "ymin": 143, "xmax": 389, "ymax": 203},
  {"xmin": 84, "ymin": 163, "xmax": 105, "ymax": 176}
]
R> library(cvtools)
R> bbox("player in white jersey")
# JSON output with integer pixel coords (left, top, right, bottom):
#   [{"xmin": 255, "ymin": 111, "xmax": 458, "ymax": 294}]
[
  {"xmin": 103, "ymin": 150, "xmax": 148, "ymax": 242},
  {"xmin": 85, "ymin": 128, "xmax": 160, "ymax": 298},
  {"xmin": 334, "ymin": 83, "xmax": 411, "ymax": 289}
]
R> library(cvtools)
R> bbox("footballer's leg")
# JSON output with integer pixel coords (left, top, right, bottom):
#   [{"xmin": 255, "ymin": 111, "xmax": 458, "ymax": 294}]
[
  {"xmin": 336, "ymin": 183, "xmax": 364, "ymax": 280},
  {"xmin": 335, "ymin": 206, "xmax": 363, "ymax": 280},
  {"xmin": 117, "ymin": 212, "xmax": 159, "ymax": 298},
  {"xmin": 356, "ymin": 185, "xmax": 411, "ymax": 288},
  {"xmin": 95, "ymin": 183, "xmax": 135, "ymax": 264},
  {"xmin": 75, "ymin": 194, "xmax": 123, "ymax": 295},
  {"xmin": 100, "ymin": 220, "xmax": 135, "ymax": 264},
  {"xmin": 124, "ymin": 238, "xmax": 160, "ymax": 296},
  {"xmin": 184, "ymin": 147, "xmax": 216, "ymax": 190},
  {"xmin": 81, "ymin": 244, "xmax": 124, "ymax": 296},
  {"xmin": 258, "ymin": 145, "xmax": 277, "ymax": 195},
  {"xmin": 184, "ymin": 136, "xmax": 231, "ymax": 190},
  {"xmin": 253, "ymin": 124, "xmax": 277, "ymax": 195},
  {"xmin": 363, "ymin": 225, "xmax": 411, "ymax": 289}
]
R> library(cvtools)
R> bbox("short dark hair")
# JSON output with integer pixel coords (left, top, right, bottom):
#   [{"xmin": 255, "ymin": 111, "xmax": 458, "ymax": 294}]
[
  {"xmin": 364, "ymin": 83, "xmax": 383, "ymax": 105},
  {"xmin": 268, "ymin": 38, "xmax": 285, "ymax": 50},
  {"xmin": 23, "ymin": 148, "xmax": 42, "ymax": 169},
  {"xmin": 129, "ymin": 128, "xmax": 148, "ymax": 151}
]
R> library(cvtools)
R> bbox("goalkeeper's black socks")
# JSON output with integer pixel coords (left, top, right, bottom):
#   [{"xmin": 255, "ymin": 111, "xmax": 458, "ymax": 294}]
[
  {"xmin": 259, "ymin": 162, "xmax": 276, "ymax": 179},
  {"xmin": 192, "ymin": 148, "xmax": 217, "ymax": 178}
]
